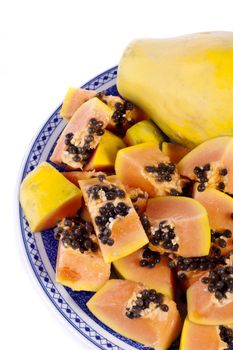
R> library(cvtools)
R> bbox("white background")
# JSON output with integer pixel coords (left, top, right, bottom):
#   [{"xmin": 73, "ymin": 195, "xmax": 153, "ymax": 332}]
[{"xmin": 1, "ymin": 0, "xmax": 233, "ymax": 349}]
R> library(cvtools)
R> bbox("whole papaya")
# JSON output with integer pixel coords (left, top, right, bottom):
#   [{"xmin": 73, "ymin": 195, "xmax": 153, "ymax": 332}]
[{"xmin": 117, "ymin": 32, "xmax": 233, "ymax": 148}]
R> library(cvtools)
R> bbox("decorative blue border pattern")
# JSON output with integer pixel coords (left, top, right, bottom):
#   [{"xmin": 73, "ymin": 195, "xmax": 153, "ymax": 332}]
[{"xmin": 18, "ymin": 66, "xmax": 178, "ymax": 350}]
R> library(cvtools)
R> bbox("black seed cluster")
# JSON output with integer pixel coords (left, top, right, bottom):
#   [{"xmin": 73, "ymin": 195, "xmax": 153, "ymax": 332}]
[
  {"xmin": 87, "ymin": 183, "xmax": 126, "ymax": 200},
  {"xmin": 219, "ymin": 325, "xmax": 233, "ymax": 349},
  {"xmin": 194, "ymin": 164, "xmax": 228, "ymax": 192},
  {"xmin": 145, "ymin": 162, "xmax": 176, "ymax": 183},
  {"xmin": 169, "ymin": 255, "xmax": 226, "ymax": 279},
  {"xmin": 210, "ymin": 246, "xmax": 224, "ymax": 258},
  {"xmin": 125, "ymin": 289, "xmax": 169, "ymax": 319},
  {"xmin": 54, "ymin": 216, "xmax": 98, "ymax": 253},
  {"xmin": 64, "ymin": 118, "xmax": 105, "ymax": 165},
  {"xmin": 201, "ymin": 265, "xmax": 233, "ymax": 300},
  {"xmin": 194, "ymin": 164, "xmax": 210, "ymax": 192},
  {"xmin": 96, "ymin": 201, "xmax": 131, "ymax": 246},
  {"xmin": 140, "ymin": 214, "xmax": 151, "ymax": 233},
  {"xmin": 150, "ymin": 220, "xmax": 179, "ymax": 252},
  {"xmin": 211, "ymin": 229, "xmax": 232, "ymax": 248},
  {"xmin": 112, "ymin": 101, "xmax": 135, "ymax": 129},
  {"xmin": 139, "ymin": 247, "xmax": 161, "ymax": 268}
]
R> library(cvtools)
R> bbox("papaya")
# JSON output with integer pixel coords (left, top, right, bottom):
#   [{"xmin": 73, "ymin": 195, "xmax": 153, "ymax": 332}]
[
  {"xmin": 178, "ymin": 136, "xmax": 233, "ymax": 194},
  {"xmin": 19, "ymin": 162, "xmax": 82, "ymax": 232},
  {"xmin": 125, "ymin": 186, "xmax": 148, "ymax": 214},
  {"xmin": 79, "ymin": 175, "xmax": 148, "ymax": 263},
  {"xmin": 50, "ymin": 97, "xmax": 112, "ymax": 169},
  {"xmin": 55, "ymin": 216, "xmax": 110, "ymax": 291},
  {"xmin": 173, "ymin": 255, "xmax": 226, "ymax": 290},
  {"xmin": 79, "ymin": 203, "xmax": 92, "ymax": 222},
  {"xmin": 98, "ymin": 94, "xmax": 149, "ymax": 133},
  {"xmin": 187, "ymin": 263, "xmax": 233, "ymax": 325},
  {"xmin": 87, "ymin": 279, "xmax": 182, "ymax": 350},
  {"xmin": 84, "ymin": 130, "xmax": 125, "ymax": 171},
  {"xmin": 124, "ymin": 120, "xmax": 164, "ymax": 147},
  {"xmin": 63, "ymin": 170, "xmax": 106, "ymax": 187},
  {"xmin": 180, "ymin": 317, "xmax": 233, "ymax": 350},
  {"xmin": 60, "ymin": 87, "xmax": 148, "ymax": 132},
  {"xmin": 117, "ymin": 32, "xmax": 233, "ymax": 148},
  {"xmin": 162, "ymin": 142, "xmax": 190, "ymax": 164},
  {"xmin": 144, "ymin": 196, "xmax": 211, "ymax": 257},
  {"xmin": 115, "ymin": 142, "xmax": 184, "ymax": 197},
  {"xmin": 60, "ymin": 87, "xmax": 96, "ymax": 120},
  {"xmin": 193, "ymin": 184, "xmax": 233, "ymax": 255},
  {"xmin": 113, "ymin": 247, "xmax": 174, "ymax": 299}
]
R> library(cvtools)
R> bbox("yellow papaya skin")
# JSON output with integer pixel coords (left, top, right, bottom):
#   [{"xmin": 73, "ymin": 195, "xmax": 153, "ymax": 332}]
[
  {"xmin": 20, "ymin": 162, "xmax": 82, "ymax": 232},
  {"xmin": 124, "ymin": 120, "xmax": 164, "ymax": 147},
  {"xmin": 117, "ymin": 32, "xmax": 233, "ymax": 148}
]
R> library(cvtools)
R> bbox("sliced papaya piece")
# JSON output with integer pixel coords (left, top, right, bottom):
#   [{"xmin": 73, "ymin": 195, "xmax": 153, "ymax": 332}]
[
  {"xmin": 180, "ymin": 317, "xmax": 233, "ymax": 350},
  {"xmin": 144, "ymin": 196, "xmax": 211, "ymax": 257},
  {"xmin": 85, "ymin": 130, "xmax": 125, "ymax": 171},
  {"xmin": 60, "ymin": 87, "xmax": 96, "ymax": 120},
  {"xmin": 102, "ymin": 95, "xmax": 149, "ymax": 133},
  {"xmin": 124, "ymin": 120, "xmax": 164, "ymax": 147},
  {"xmin": 178, "ymin": 136, "xmax": 233, "ymax": 194},
  {"xmin": 55, "ymin": 216, "xmax": 110, "ymax": 291},
  {"xmin": 79, "ymin": 175, "xmax": 148, "ymax": 263},
  {"xmin": 62, "ymin": 170, "xmax": 106, "ymax": 187},
  {"xmin": 162, "ymin": 142, "xmax": 190, "ymax": 164},
  {"xmin": 193, "ymin": 184, "xmax": 233, "ymax": 256},
  {"xmin": 174, "ymin": 254, "xmax": 226, "ymax": 291},
  {"xmin": 60, "ymin": 86, "xmax": 148, "ymax": 131},
  {"xmin": 113, "ymin": 247, "xmax": 174, "ymax": 299},
  {"xmin": 115, "ymin": 142, "xmax": 184, "ymax": 197},
  {"xmin": 187, "ymin": 263, "xmax": 233, "ymax": 325},
  {"xmin": 19, "ymin": 162, "xmax": 82, "ymax": 232},
  {"xmin": 125, "ymin": 186, "xmax": 148, "ymax": 214},
  {"xmin": 50, "ymin": 97, "xmax": 112, "ymax": 169},
  {"xmin": 87, "ymin": 279, "xmax": 181, "ymax": 350}
]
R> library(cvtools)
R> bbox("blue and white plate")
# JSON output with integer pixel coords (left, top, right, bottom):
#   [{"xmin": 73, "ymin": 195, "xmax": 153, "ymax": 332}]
[{"xmin": 17, "ymin": 67, "xmax": 178, "ymax": 350}]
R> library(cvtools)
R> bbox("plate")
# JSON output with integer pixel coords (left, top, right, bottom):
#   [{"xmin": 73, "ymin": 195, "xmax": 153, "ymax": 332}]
[{"xmin": 17, "ymin": 66, "xmax": 178, "ymax": 350}]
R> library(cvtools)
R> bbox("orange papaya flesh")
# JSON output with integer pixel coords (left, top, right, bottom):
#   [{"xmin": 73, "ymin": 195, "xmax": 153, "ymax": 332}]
[
  {"xmin": 113, "ymin": 247, "xmax": 174, "ymax": 299},
  {"xmin": 162, "ymin": 142, "xmax": 190, "ymax": 164},
  {"xmin": 144, "ymin": 196, "xmax": 211, "ymax": 257},
  {"xmin": 62, "ymin": 170, "xmax": 106, "ymax": 187},
  {"xmin": 115, "ymin": 142, "xmax": 184, "ymax": 197},
  {"xmin": 125, "ymin": 186, "xmax": 148, "ymax": 214},
  {"xmin": 178, "ymin": 136, "xmax": 233, "ymax": 194},
  {"xmin": 60, "ymin": 87, "xmax": 96, "ymax": 120},
  {"xmin": 79, "ymin": 175, "xmax": 148, "ymax": 263},
  {"xmin": 50, "ymin": 97, "xmax": 112, "ymax": 169},
  {"xmin": 180, "ymin": 317, "xmax": 233, "ymax": 350},
  {"xmin": 187, "ymin": 258, "xmax": 233, "ymax": 325},
  {"xmin": 87, "ymin": 279, "xmax": 182, "ymax": 350},
  {"xmin": 193, "ymin": 184, "xmax": 233, "ymax": 256},
  {"xmin": 79, "ymin": 203, "xmax": 92, "ymax": 222},
  {"xmin": 55, "ymin": 216, "xmax": 110, "ymax": 291}
]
